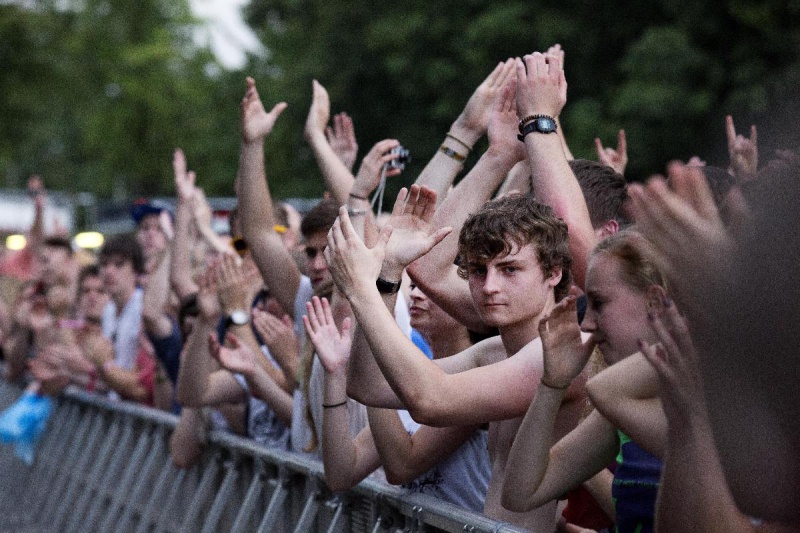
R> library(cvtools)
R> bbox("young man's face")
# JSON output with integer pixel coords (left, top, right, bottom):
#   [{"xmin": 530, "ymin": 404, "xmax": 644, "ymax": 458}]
[
  {"xmin": 80, "ymin": 275, "xmax": 109, "ymax": 321},
  {"xmin": 100, "ymin": 255, "xmax": 138, "ymax": 302},
  {"xmin": 137, "ymin": 213, "xmax": 167, "ymax": 258},
  {"xmin": 37, "ymin": 245, "xmax": 71, "ymax": 285},
  {"xmin": 303, "ymin": 231, "xmax": 331, "ymax": 288},
  {"xmin": 467, "ymin": 242, "xmax": 560, "ymax": 329}
]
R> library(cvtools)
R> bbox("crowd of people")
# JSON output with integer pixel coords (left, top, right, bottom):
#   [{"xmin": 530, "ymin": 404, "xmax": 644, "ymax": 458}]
[{"xmin": 0, "ymin": 44, "xmax": 798, "ymax": 533}]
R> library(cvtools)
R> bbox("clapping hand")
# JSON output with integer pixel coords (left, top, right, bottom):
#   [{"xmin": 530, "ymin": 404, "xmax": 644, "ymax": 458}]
[{"xmin": 302, "ymin": 296, "xmax": 352, "ymax": 374}]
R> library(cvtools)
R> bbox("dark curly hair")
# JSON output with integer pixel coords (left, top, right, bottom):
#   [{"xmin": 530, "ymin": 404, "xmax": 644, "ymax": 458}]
[{"xmin": 457, "ymin": 194, "xmax": 573, "ymax": 301}]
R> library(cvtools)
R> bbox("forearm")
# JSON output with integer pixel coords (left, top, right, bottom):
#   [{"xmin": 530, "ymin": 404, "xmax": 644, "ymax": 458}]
[
  {"xmin": 525, "ymin": 133, "xmax": 596, "ymax": 289},
  {"xmin": 582, "ymin": 469, "xmax": 615, "ymax": 521},
  {"xmin": 244, "ymin": 365, "xmax": 293, "ymax": 426},
  {"xmin": 99, "ymin": 363, "xmax": 148, "ymax": 403},
  {"xmin": 170, "ymin": 199, "xmax": 198, "ymax": 300},
  {"xmin": 657, "ymin": 416, "xmax": 753, "ymax": 533},
  {"xmin": 496, "ymin": 160, "xmax": 532, "ymax": 198},
  {"xmin": 412, "ymin": 126, "xmax": 473, "ymax": 204},
  {"xmin": 143, "ymin": 250, "xmax": 174, "ymax": 337},
  {"xmin": 170, "ymin": 407, "xmax": 207, "ymax": 469},
  {"xmin": 367, "ymin": 406, "xmax": 476, "ymax": 485},
  {"xmin": 502, "ymin": 385, "xmax": 569, "ymax": 511},
  {"xmin": 586, "ymin": 352, "xmax": 666, "ymax": 458},
  {"xmin": 236, "ymin": 141, "xmax": 300, "ymax": 316},
  {"xmin": 307, "ymin": 132, "xmax": 356, "ymax": 206},
  {"xmin": 347, "ymin": 286, "xmax": 445, "ymax": 415},
  {"xmin": 3, "ymin": 328, "xmax": 31, "ymax": 381},
  {"xmin": 176, "ymin": 318, "xmax": 217, "ymax": 407},
  {"xmin": 556, "ymin": 117, "xmax": 574, "ymax": 161},
  {"xmin": 322, "ymin": 367, "xmax": 377, "ymax": 491},
  {"xmin": 197, "ymin": 224, "xmax": 233, "ymax": 255}
]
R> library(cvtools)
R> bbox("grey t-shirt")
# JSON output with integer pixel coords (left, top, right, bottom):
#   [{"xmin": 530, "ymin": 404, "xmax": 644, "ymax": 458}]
[{"xmin": 234, "ymin": 345, "xmax": 290, "ymax": 450}]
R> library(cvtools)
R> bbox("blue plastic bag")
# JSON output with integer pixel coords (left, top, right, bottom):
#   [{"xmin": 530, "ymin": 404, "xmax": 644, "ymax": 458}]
[{"xmin": 0, "ymin": 391, "xmax": 54, "ymax": 464}]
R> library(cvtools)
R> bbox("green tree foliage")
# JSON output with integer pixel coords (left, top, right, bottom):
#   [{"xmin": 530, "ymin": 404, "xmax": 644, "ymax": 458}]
[
  {"xmin": 0, "ymin": 0, "xmax": 242, "ymax": 197},
  {"xmin": 3, "ymin": 1, "xmax": 800, "ymax": 202},
  {"xmin": 244, "ymin": 0, "xmax": 800, "ymax": 191}
]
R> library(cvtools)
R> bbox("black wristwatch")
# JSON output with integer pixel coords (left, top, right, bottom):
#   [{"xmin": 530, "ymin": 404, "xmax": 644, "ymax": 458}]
[
  {"xmin": 376, "ymin": 277, "xmax": 402, "ymax": 294},
  {"xmin": 517, "ymin": 115, "xmax": 557, "ymax": 141},
  {"xmin": 224, "ymin": 309, "xmax": 249, "ymax": 328}
]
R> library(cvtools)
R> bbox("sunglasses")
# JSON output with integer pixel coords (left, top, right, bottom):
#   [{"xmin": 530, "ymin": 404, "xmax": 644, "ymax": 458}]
[
  {"xmin": 232, "ymin": 237, "xmax": 249, "ymax": 258},
  {"xmin": 304, "ymin": 246, "xmax": 326, "ymax": 259}
]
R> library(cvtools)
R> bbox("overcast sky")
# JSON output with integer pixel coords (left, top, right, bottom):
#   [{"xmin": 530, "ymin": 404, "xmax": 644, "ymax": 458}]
[{"xmin": 189, "ymin": 0, "xmax": 263, "ymax": 69}]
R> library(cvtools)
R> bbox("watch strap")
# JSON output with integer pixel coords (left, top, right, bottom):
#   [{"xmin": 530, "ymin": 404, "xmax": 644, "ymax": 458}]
[{"xmin": 376, "ymin": 277, "xmax": 402, "ymax": 294}]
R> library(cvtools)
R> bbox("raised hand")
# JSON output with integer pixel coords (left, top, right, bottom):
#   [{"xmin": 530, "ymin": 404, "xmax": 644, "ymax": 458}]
[
  {"xmin": 324, "ymin": 207, "xmax": 393, "ymax": 296},
  {"xmin": 626, "ymin": 162, "xmax": 734, "ymax": 314},
  {"xmin": 240, "ymin": 76, "xmax": 288, "ymax": 144},
  {"xmin": 326, "ymin": 112, "xmax": 359, "ymax": 170},
  {"xmin": 452, "ymin": 58, "xmax": 516, "ymax": 145},
  {"xmin": 208, "ymin": 332, "xmax": 257, "ymax": 378},
  {"xmin": 515, "ymin": 51, "xmax": 567, "ymax": 119},
  {"xmin": 252, "ymin": 309, "xmax": 297, "ymax": 365},
  {"xmin": 594, "ymin": 129, "xmax": 628, "ymax": 176},
  {"xmin": 303, "ymin": 79, "xmax": 331, "ymax": 142},
  {"xmin": 726, "ymin": 115, "xmax": 758, "ymax": 182},
  {"xmin": 382, "ymin": 185, "xmax": 452, "ymax": 278},
  {"xmin": 539, "ymin": 296, "xmax": 596, "ymax": 388},
  {"xmin": 639, "ymin": 301, "xmax": 706, "ymax": 426},
  {"xmin": 487, "ymin": 76, "xmax": 526, "ymax": 162},
  {"xmin": 216, "ymin": 254, "xmax": 251, "ymax": 314},
  {"xmin": 173, "ymin": 148, "xmax": 196, "ymax": 201},
  {"xmin": 351, "ymin": 139, "xmax": 402, "ymax": 198},
  {"xmin": 302, "ymin": 296, "xmax": 352, "ymax": 374}
]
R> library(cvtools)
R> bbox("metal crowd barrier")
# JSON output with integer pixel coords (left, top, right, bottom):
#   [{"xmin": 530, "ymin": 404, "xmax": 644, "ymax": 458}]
[{"xmin": 0, "ymin": 381, "xmax": 528, "ymax": 533}]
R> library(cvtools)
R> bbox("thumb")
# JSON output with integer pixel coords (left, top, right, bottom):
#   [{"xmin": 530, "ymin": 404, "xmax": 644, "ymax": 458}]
[
  {"xmin": 428, "ymin": 227, "xmax": 453, "ymax": 249},
  {"xmin": 376, "ymin": 224, "xmax": 393, "ymax": 251},
  {"xmin": 225, "ymin": 332, "xmax": 241, "ymax": 349},
  {"xmin": 281, "ymin": 315, "xmax": 293, "ymax": 328},
  {"xmin": 270, "ymin": 102, "xmax": 288, "ymax": 119},
  {"xmin": 341, "ymin": 317, "xmax": 352, "ymax": 337}
]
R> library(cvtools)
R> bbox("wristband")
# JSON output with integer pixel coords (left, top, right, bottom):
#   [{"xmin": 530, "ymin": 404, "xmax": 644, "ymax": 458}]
[
  {"xmin": 540, "ymin": 377, "xmax": 569, "ymax": 390},
  {"xmin": 349, "ymin": 192, "xmax": 368, "ymax": 201},
  {"xmin": 376, "ymin": 277, "xmax": 402, "ymax": 294},
  {"xmin": 347, "ymin": 208, "xmax": 367, "ymax": 217},
  {"xmin": 322, "ymin": 400, "xmax": 347, "ymax": 409},
  {"xmin": 439, "ymin": 145, "xmax": 467, "ymax": 162},
  {"xmin": 445, "ymin": 132, "xmax": 473, "ymax": 152}
]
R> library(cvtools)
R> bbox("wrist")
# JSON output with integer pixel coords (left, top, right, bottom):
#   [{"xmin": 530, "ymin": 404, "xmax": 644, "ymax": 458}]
[
  {"xmin": 379, "ymin": 263, "xmax": 405, "ymax": 283},
  {"xmin": 449, "ymin": 118, "xmax": 481, "ymax": 147},
  {"xmin": 540, "ymin": 375, "xmax": 571, "ymax": 391}
]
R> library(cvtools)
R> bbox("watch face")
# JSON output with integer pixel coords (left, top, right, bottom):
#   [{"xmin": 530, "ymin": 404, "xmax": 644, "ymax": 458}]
[
  {"xmin": 536, "ymin": 117, "xmax": 557, "ymax": 132},
  {"xmin": 230, "ymin": 310, "xmax": 249, "ymax": 325}
]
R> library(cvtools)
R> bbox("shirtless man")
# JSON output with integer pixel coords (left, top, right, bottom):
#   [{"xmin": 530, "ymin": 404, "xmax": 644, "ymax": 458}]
[{"xmin": 324, "ymin": 187, "xmax": 587, "ymax": 530}]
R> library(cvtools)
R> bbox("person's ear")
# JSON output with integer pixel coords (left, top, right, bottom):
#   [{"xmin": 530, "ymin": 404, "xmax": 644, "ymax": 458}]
[
  {"xmin": 595, "ymin": 219, "xmax": 619, "ymax": 240},
  {"xmin": 645, "ymin": 284, "xmax": 667, "ymax": 313},
  {"xmin": 547, "ymin": 267, "xmax": 563, "ymax": 288}
]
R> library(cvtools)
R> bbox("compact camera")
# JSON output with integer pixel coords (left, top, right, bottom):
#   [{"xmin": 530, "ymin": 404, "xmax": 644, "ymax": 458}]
[{"xmin": 386, "ymin": 146, "xmax": 411, "ymax": 171}]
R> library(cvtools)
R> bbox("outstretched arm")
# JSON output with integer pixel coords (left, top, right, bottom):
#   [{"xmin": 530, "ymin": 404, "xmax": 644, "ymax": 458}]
[
  {"xmin": 328, "ymin": 197, "xmax": 543, "ymax": 426},
  {"xmin": 414, "ymin": 58, "xmax": 516, "ymax": 203},
  {"xmin": 407, "ymin": 78, "xmax": 524, "ymax": 331},
  {"xmin": 170, "ymin": 149, "xmax": 199, "ymax": 300},
  {"xmin": 142, "ymin": 249, "xmax": 174, "ymax": 339},
  {"xmin": 304, "ymin": 296, "xmax": 381, "ymax": 491},
  {"xmin": 235, "ymin": 77, "xmax": 300, "ymax": 318},
  {"xmin": 516, "ymin": 52, "xmax": 596, "ymax": 289}
]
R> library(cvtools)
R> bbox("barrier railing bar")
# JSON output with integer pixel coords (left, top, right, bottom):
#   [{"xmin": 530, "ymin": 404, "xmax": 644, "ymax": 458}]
[
  {"xmin": 257, "ymin": 476, "xmax": 290, "ymax": 533},
  {"xmin": 99, "ymin": 424, "xmax": 155, "ymax": 531},
  {"xmin": 201, "ymin": 458, "xmax": 240, "ymax": 533},
  {"xmin": 116, "ymin": 428, "xmax": 167, "ymax": 531},
  {"xmin": 293, "ymin": 485, "xmax": 323, "ymax": 533},
  {"xmin": 152, "ymin": 465, "xmax": 187, "ymax": 533},
  {"xmin": 178, "ymin": 453, "xmax": 221, "ymax": 532},
  {"xmin": 325, "ymin": 500, "xmax": 347, "ymax": 533},
  {"xmin": 229, "ymin": 466, "xmax": 265, "ymax": 531}
]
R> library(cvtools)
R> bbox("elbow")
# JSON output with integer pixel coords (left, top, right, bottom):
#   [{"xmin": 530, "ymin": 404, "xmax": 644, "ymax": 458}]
[
  {"xmin": 501, "ymin": 489, "xmax": 537, "ymax": 514},
  {"xmin": 405, "ymin": 393, "xmax": 443, "ymax": 427},
  {"xmin": 383, "ymin": 465, "xmax": 415, "ymax": 486},
  {"xmin": 323, "ymin": 472, "xmax": 357, "ymax": 494},
  {"xmin": 585, "ymin": 375, "xmax": 606, "ymax": 409}
]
